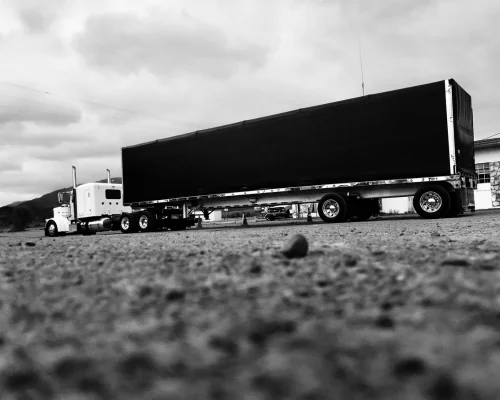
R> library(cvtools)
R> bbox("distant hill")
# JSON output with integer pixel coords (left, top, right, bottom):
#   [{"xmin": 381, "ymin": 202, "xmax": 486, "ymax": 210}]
[
  {"xmin": 6, "ymin": 201, "xmax": 23, "ymax": 207},
  {"xmin": 0, "ymin": 177, "xmax": 122, "ymax": 229}
]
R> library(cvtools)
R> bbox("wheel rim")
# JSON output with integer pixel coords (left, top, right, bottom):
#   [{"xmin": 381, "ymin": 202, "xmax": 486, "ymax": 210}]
[
  {"xmin": 48, "ymin": 223, "xmax": 56, "ymax": 236},
  {"xmin": 419, "ymin": 191, "xmax": 442, "ymax": 213},
  {"xmin": 322, "ymin": 199, "xmax": 340, "ymax": 218},
  {"xmin": 121, "ymin": 217, "xmax": 130, "ymax": 230},
  {"xmin": 138, "ymin": 215, "xmax": 149, "ymax": 229}
]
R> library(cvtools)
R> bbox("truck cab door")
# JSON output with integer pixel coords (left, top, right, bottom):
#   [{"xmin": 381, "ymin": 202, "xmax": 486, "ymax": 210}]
[{"xmin": 84, "ymin": 189, "xmax": 92, "ymax": 216}]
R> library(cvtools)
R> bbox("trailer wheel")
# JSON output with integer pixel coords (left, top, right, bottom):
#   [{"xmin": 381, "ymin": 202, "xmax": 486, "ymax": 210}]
[
  {"xmin": 446, "ymin": 193, "xmax": 462, "ymax": 218},
  {"xmin": 349, "ymin": 199, "xmax": 374, "ymax": 222},
  {"xmin": 137, "ymin": 210, "xmax": 156, "ymax": 232},
  {"xmin": 120, "ymin": 213, "xmax": 138, "ymax": 233},
  {"xmin": 318, "ymin": 193, "xmax": 348, "ymax": 223},
  {"xmin": 413, "ymin": 185, "xmax": 450, "ymax": 219},
  {"xmin": 45, "ymin": 221, "xmax": 58, "ymax": 237}
]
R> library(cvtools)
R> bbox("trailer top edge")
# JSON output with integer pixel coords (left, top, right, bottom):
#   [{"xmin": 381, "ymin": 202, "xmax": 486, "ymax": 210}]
[{"xmin": 122, "ymin": 78, "xmax": 457, "ymax": 150}]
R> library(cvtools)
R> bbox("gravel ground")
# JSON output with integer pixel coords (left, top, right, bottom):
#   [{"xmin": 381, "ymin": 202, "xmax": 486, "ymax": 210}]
[{"xmin": 1, "ymin": 211, "xmax": 500, "ymax": 399}]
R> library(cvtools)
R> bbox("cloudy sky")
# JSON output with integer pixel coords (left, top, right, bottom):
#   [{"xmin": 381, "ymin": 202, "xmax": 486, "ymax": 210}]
[{"xmin": 1, "ymin": 0, "xmax": 499, "ymax": 207}]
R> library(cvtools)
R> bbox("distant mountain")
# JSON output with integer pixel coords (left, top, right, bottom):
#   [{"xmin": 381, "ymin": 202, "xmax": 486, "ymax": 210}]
[
  {"xmin": 0, "ymin": 177, "xmax": 122, "ymax": 228},
  {"xmin": 6, "ymin": 201, "xmax": 23, "ymax": 207}
]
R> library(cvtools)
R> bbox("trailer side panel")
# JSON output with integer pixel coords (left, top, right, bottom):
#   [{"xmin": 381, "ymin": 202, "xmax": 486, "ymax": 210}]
[{"xmin": 123, "ymin": 80, "xmax": 453, "ymax": 204}]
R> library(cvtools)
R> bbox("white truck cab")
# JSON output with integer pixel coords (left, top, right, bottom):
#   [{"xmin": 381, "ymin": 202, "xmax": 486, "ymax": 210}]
[{"xmin": 45, "ymin": 167, "xmax": 131, "ymax": 237}]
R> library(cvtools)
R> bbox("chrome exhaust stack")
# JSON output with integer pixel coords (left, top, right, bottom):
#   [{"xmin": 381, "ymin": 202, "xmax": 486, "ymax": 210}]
[
  {"xmin": 72, "ymin": 166, "xmax": 77, "ymax": 189},
  {"xmin": 107, "ymin": 169, "xmax": 111, "ymax": 184}
]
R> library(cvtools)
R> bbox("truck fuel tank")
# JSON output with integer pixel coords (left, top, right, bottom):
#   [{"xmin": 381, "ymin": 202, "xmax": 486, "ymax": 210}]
[{"xmin": 87, "ymin": 218, "xmax": 113, "ymax": 233}]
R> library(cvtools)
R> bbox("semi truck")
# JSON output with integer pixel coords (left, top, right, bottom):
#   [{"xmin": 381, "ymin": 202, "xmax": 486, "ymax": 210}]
[{"xmin": 45, "ymin": 78, "xmax": 476, "ymax": 236}]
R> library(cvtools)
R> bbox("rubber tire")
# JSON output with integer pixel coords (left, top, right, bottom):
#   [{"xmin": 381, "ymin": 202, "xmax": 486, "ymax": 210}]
[
  {"xmin": 413, "ymin": 185, "xmax": 451, "ymax": 219},
  {"xmin": 120, "ymin": 213, "xmax": 138, "ymax": 233},
  {"xmin": 169, "ymin": 220, "xmax": 186, "ymax": 231},
  {"xmin": 349, "ymin": 200, "xmax": 373, "ymax": 222},
  {"xmin": 446, "ymin": 193, "xmax": 462, "ymax": 218},
  {"xmin": 265, "ymin": 215, "xmax": 275, "ymax": 221},
  {"xmin": 137, "ymin": 210, "xmax": 156, "ymax": 232},
  {"xmin": 318, "ymin": 193, "xmax": 348, "ymax": 223},
  {"xmin": 45, "ymin": 221, "xmax": 58, "ymax": 237}
]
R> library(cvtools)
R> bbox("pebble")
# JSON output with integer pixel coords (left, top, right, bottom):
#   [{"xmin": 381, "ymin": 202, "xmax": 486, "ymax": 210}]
[
  {"xmin": 281, "ymin": 234, "xmax": 309, "ymax": 258},
  {"xmin": 165, "ymin": 289, "xmax": 185, "ymax": 301},
  {"xmin": 374, "ymin": 315, "xmax": 395, "ymax": 329},
  {"xmin": 393, "ymin": 356, "xmax": 427, "ymax": 379},
  {"xmin": 427, "ymin": 372, "xmax": 457, "ymax": 400},
  {"xmin": 441, "ymin": 257, "xmax": 470, "ymax": 267}
]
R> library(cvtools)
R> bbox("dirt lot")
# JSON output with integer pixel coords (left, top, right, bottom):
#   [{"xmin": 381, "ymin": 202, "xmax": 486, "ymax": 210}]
[{"xmin": 1, "ymin": 210, "xmax": 500, "ymax": 399}]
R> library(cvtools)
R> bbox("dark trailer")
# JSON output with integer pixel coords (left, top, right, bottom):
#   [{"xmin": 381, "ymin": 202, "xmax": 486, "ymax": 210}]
[{"xmin": 120, "ymin": 79, "xmax": 476, "ymax": 226}]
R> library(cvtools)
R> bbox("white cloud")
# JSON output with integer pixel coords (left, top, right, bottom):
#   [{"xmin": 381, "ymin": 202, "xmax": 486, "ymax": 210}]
[
  {"xmin": 73, "ymin": 12, "xmax": 270, "ymax": 79},
  {"xmin": 0, "ymin": 0, "xmax": 499, "ymax": 207}
]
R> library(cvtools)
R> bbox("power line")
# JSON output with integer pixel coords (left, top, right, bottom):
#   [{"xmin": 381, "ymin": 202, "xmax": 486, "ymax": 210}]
[
  {"xmin": 0, "ymin": 81, "xmax": 197, "ymax": 127},
  {"xmin": 481, "ymin": 132, "xmax": 500, "ymax": 140}
]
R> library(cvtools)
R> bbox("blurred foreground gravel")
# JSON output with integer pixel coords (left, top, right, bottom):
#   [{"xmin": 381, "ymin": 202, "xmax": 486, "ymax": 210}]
[{"xmin": 1, "ymin": 211, "xmax": 500, "ymax": 399}]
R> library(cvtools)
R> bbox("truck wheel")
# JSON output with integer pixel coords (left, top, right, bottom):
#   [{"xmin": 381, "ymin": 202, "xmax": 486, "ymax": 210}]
[
  {"xmin": 413, "ymin": 185, "xmax": 450, "ymax": 219},
  {"xmin": 137, "ymin": 210, "xmax": 156, "ymax": 232},
  {"xmin": 120, "ymin": 213, "xmax": 138, "ymax": 233},
  {"xmin": 318, "ymin": 193, "xmax": 347, "ymax": 223},
  {"xmin": 45, "ymin": 221, "xmax": 58, "ymax": 237}
]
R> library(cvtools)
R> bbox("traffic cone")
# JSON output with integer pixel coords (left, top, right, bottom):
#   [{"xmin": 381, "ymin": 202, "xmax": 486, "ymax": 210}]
[
  {"xmin": 307, "ymin": 208, "xmax": 313, "ymax": 223},
  {"xmin": 197, "ymin": 217, "xmax": 203, "ymax": 229},
  {"xmin": 241, "ymin": 213, "xmax": 248, "ymax": 226}
]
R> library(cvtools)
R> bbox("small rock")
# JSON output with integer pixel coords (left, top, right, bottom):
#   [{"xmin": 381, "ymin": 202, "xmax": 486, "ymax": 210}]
[
  {"xmin": 342, "ymin": 253, "xmax": 358, "ymax": 267},
  {"xmin": 478, "ymin": 263, "xmax": 496, "ymax": 271},
  {"xmin": 117, "ymin": 351, "xmax": 158, "ymax": 381},
  {"xmin": 281, "ymin": 234, "xmax": 308, "ymax": 258},
  {"xmin": 248, "ymin": 320, "xmax": 296, "ymax": 346},
  {"xmin": 248, "ymin": 260, "xmax": 262, "ymax": 274},
  {"xmin": 138, "ymin": 285, "xmax": 154, "ymax": 298},
  {"xmin": 427, "ymin": 372, "xmax": 457, "ymax": 400},
  {"xmin": 208, "ymin": 336, "xmax": 239, "ymax": 357},
  {"xmin": 393, "ymin": 356, "xmax": 427, "ymax": 379},
  {"xmin": 165, "ymin": 289, "xmax": 185, "ymax": 301},
  {"xmin": 374, "ymin": 315, "xmax": 395, "ymax": 329},
  {"xmin": 441, "ymin": 257, "xmax": 470, "ymax": 267},
  {"xmin": 316, "ymin": 280, "xmax": 331, "ymax": 288}
]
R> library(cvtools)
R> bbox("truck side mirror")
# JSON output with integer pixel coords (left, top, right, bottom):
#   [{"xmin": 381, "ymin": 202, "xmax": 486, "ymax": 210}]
[{"xmin": 57, "ymin": 192, "xmax": 64, "ymax": 204}]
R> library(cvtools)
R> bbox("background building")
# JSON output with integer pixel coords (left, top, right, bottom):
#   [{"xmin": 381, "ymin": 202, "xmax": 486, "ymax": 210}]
[
  {"xmin": 474, "ymin": 137, "xmax": 500, "ymax": 209},
  {"xmin": 381, "ymin": 136, "xmax": 500, "ymax": 213}
]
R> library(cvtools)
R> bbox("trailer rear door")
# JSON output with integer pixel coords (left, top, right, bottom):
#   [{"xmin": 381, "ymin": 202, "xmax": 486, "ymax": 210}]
[{"xmin": 451, "ymin": 80, "xmax": 475, "ymax": 175}]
